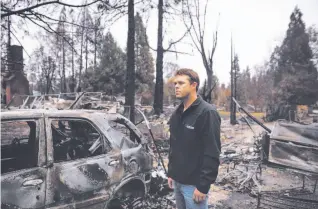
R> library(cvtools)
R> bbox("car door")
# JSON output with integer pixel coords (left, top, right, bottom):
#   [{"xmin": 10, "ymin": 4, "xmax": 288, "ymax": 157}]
[
  {"xmin": 1, "ymin": 118, "xmax": 47, "ymax": 209},
  {"xmin": 44, "ymin": 117, "xmax": 125, "ymax": 209}
]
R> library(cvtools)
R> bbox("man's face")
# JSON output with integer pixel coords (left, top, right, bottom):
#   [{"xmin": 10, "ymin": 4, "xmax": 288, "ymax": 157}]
[{"xmin": 174, "ymin": 75, "xmax": 197, "ymax": 99}]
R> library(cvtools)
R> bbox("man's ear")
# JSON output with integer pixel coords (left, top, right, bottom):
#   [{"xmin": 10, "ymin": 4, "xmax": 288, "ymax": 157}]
[{"xmin": 192, "ymin": 82, "xmax": 198, "ymax": 89}]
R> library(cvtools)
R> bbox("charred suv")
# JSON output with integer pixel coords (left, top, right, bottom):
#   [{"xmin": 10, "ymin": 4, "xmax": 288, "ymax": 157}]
[{"xmin": 1, "ymin": 109, "xmax": 153, "ymax": 209}]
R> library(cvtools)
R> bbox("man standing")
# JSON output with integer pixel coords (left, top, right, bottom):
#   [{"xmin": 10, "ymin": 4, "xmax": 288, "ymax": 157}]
[{"xmin": 167, "ymin": 69, "xmax": 221, "ymax": 209}]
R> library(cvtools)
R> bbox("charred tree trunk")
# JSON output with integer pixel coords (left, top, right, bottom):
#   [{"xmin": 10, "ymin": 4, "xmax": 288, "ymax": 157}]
[
  {"xmin": 72, "ymin": 47, "xmax": 74, "ymax": 80},
  {"xmin": 230, "ymin": 68, "xmax": 235, "ymax": 124},
  {"xmin": 230, "ymin": 37, "xmax": 236, "ymax": 125},
  {"xmin": 205, "ymin": 69, "xmax": 213, "ymax": 103},
  {"xmin": 46, "ymin": 58, "xmax": 52, "ymax": 94},
  {"xmin": 85, "ymin": 33, "xmax": 88, "ymax": 73},
  {"xmin": 49, "ymin": 68, "xmax": 54, "ymax": 94},
  {"xmin": 71, "ymin": 26, "xmax": 75, "ymax": 92},
  {"xmin": 46, "ymin": 74, "xmax": 53, "ymax": 94},
  {"xmin": 233, "ymin": 60, "xmax": 237, "ymax": 122},
  {"xmin": 125, "ymin": 0, "xmax": 135, "ymax": 123},
  {"xmin": 46, "ymin": 75, "xmax": 50, "ymax": 94},
  {"xmin": 153, "ymin": 0, "xmax": 164, "ymax": 115},
  {"xmin": 94, "ymin": 19, "xmax": 97, "ymax": 71},
  {"xmin": 200, "ymin": 48, "xmax": 214, "ymax": 103},
  {"xmin": 79, "ymin": 26, "xmax": 84, "ymax": 88},
  {"xmin": 7, "ymin": 16, "xmax": 11, "ymax": 73},
  {"xmin": 62, "ymin": 39, "xmax": 66, "ymax": 93},
  {"xmin": 58, "ymin": 59, "xmax": 63, "ymax": 92}
]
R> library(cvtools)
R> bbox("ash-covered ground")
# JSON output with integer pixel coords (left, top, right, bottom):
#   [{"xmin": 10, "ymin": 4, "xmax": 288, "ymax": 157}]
[{"xmin": 139, "ymin": 116, "xmax": 318, "ymax": 209}]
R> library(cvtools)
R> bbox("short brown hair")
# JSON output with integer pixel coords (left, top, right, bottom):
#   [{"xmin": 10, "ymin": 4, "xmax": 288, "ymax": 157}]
[{"xmin": 174, "ymin": 68, "xmax": 200, "ymax": 91}]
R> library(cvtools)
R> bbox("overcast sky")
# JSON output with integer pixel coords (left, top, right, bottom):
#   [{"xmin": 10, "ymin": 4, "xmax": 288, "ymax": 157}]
[{"xmin": 11, "ymin": 0, "xmax": 318, "ymax": 86}]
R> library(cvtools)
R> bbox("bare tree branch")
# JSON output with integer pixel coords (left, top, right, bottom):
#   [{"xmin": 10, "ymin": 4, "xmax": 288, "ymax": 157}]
[
  {"xmin": 31, "ymin": 11, "xmax": 99, "ymax": 30},
  {"xmin": 182, "ymin": 1, "xmax": 201, "ymax": 54},
  {"xmin": 209, "ymin": 30, "xmax": 218, "ymax": 65},
  {"xmin": 144, "ymin": 34, "xmax": 159, "ymax": 52},
  {"xmin": 22, "ymin": 13, "xmax": 79, "ymax": 55},
  {"xmin": 145, "ymin": 31, "xmax": 191, "ymax": 56},
  {"xmin": 202, "ymin": 0, "xmax": 208, "ymax": 39},
  {"xmin": 164, "ymin": 49, "xmax": 192, "ymax": 55},
  {"xmin": 182, "ymin": 0, "xmax": 219, "ymax": 102},
  {"xmin": 194, "ymin": 0, "xmax": 203, "ymax": 41},
  {"xmin": 1, "ymin": 0, "xmax": 101, "ymax": 18},
  {"xmin": 107, "ymin": 9, "xmax": 127, "ymax": 26},
  {"xmin": 31, "ymin": 11, "xmax": 81, "ymax": 55},
  {"xmin": 11, "ymin": 0, "xmax": 22, "ymax": 9},
  {"xmin": 185, "ymin": 0, "xmax": 201, "ymax": 45},
  {"xmin": 98, "ymin": 0, "xmax": 129, "ymax": 14},
  {"xmin": 164, "ymin": 24, "xmax": 191, "ymax": 52},
  {"xmin": 209, "ymin": 14, "xmax": 220, "ymax": 64}
]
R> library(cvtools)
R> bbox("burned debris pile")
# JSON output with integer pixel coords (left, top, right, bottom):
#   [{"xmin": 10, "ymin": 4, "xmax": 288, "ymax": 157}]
[
  {"xmin": 258, "ymin": 187, "xmax": 318, "ymax": 209},
  {"xmin": 2, "ymin": 93, "xmax": 318, "ymax": 209},
  {"xmin": 217, "ymin": 100, "xmax": 318, "ymax": 208},
  {"xmin": 218, "ymin": 134, "xmax": 264, "ymax": 196}
]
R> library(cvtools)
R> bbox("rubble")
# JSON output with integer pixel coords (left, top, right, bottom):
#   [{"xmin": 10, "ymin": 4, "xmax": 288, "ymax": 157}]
[
  {"xmin": 216, "ymin": 99, "xmax": 318, "ymax": 208},
  {"xmin": 218, "ymin": 133, "xmax": 263, "ymax": 196},
  {"xmin": 3, "ymin": 93, "xmax": 318, "ymax": 208}
]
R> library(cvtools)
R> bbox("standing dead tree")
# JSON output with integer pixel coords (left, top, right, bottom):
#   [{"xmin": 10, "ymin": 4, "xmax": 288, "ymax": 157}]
[
  {"xmin": 150, "ymin": 0, "xmax": 191, "ymax": 115},
  {"xmin": 125, "ymin": 0, "xmax": 136, "ymax": 123},
  {"xmin": 182, "ymin": 0, "xmax": 219, "ymax": 103},
  {"xmin": 230, "ymin": 38, "xmax": 238, "ymax": 125},
  {"xmin": 153, "ymin": 0, "xmax": 164, "ymax": 115}
]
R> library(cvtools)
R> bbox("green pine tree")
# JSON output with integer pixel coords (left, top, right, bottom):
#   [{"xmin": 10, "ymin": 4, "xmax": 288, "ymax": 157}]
[
  {"xmin": 275, "ymin": 7, "xmax": 318, "ymax": 105},
  {"xmin": 82, "ymin": 32, "xmax": 126, "ymax": 94}
]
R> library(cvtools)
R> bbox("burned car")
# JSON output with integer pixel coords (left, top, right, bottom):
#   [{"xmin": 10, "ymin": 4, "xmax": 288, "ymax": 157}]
[{"xmin": 1, "ymin": 109, "xmax": 153, "ymax": 209}]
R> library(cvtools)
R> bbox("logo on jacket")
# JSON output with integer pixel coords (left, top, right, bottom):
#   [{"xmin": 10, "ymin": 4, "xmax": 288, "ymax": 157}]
[{"xmin": 185, "ymin": 124, "xmax": 194, "ymax": 130}]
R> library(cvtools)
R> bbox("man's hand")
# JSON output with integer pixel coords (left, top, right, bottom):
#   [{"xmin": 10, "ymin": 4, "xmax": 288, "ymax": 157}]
[
  {"xmin": 168, "ymin": 177, "xmax": 173, "ymax": 189},
  {"xmin": 193, "ymin": 188, "xmax": 207, "ymax": 203}
]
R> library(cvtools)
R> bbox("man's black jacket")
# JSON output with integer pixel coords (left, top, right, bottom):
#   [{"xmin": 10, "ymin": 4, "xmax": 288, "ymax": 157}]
[{"xmin": 167, "ymin": 96, "xmax": 221, "ymax": 194}]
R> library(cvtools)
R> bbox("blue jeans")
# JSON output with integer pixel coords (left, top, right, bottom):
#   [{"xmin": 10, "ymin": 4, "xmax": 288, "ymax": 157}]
[{"xmin": 173, "ymin": 180, "xmax": 209, "ymax": 209}]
